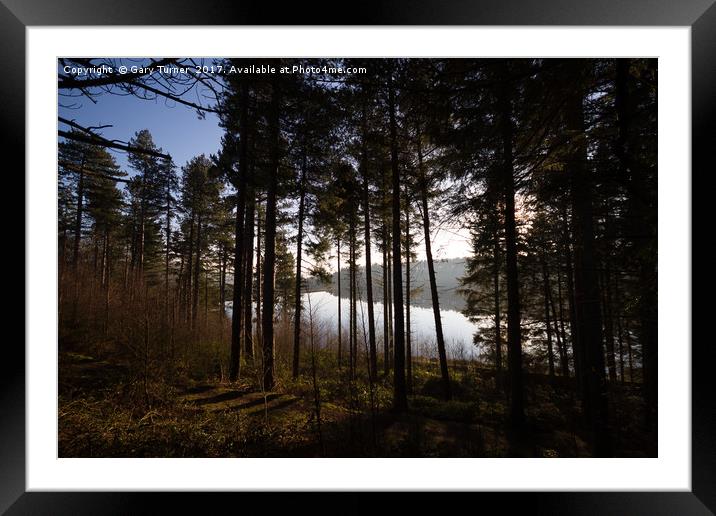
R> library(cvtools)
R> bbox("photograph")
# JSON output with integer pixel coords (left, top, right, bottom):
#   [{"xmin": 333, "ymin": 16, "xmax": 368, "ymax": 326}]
[{"xmin": 57, "ymin": 56, "xmax": 657, "ymax": 459}]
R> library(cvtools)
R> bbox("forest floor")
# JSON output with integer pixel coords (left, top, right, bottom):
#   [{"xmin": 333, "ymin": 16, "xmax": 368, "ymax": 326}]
[{"xmin": 58, "ymin": 343, "xmax": 655, "ymax": 458}]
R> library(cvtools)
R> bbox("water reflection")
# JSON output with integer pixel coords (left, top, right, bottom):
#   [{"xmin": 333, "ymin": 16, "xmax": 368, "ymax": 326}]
[{"xmin": 226, "ymin": 291, "xmax": 495, "ymax": 360}]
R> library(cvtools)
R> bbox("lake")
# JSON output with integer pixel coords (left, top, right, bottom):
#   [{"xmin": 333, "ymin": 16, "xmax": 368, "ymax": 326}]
[{"xmin": 288, "ymin": 291, "xmax": 489, "ymax": 361}]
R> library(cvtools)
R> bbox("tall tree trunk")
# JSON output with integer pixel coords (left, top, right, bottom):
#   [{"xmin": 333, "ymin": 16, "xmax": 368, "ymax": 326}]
[
  {"xmin": 59, "ymin": 207, "xmax": 67, "ymax": 274},
  {"xmin": 229, "ymin": 79, "xmax": 250, "ymax": 381},
  {"xmin": 255, "ymin": 201, "xmax": 262, "ymax": 351},
  {"xmin": 493, "ymin": 223, "xmax": 503, "ymax": 389},
  {"xmin": 616, "ymin": 58, "xmax": 657, "ymax": 429},
  {"xmin": 548, "ymin": 274, "xmax": 568, "ymax": 377},
  {"xmin": 614, "ymin": 272, "xmax": 626, "ymax": 383},
  {"xmin": 244, "ymin": 194, "xmax": 255, "ymax": 358},
  {"xmin": 176, "ymin": 250, "xmax": 185, "ymax": 320},
  {"xmin": 417, "ymin": 130, "xmax": 451, "ymax": 401},
  {"xmin": 103, "ymin": 228, "xmax": 111, "ymax": 334},
  {"xmin": 204, "ymin": 268, "xmax": 209, "ymax": 329},
  {"xmin": 92, "ymin": 231, "xmax": 100, "ymax": 306},
  {"xmin": 123, "ymin": 243, "xmax": 130, "ymax": 291},
  {"xmin": 220, "ymin": 245, "xmax": 226, "ymax": 313},
  {"xmin": 497, "ymin": 65, "xmax": 524, "ymax": 428},
  {"xmin": 349, "ymin": 209, "xmax": 357, "ymax": 379},
  {"xmin": 129, "ymin": 215, "xmax": 137, "ymax": 279},
  {"xmin": 72, "ymin": 158, "xmax": 86, "ymax": 272},
  {"xmin": 388, "ymin": 71, "xmax": 407, "ymax": 411},
  {"xmin": 337, "ymin": 235, "xmax": 342, "ymax": 367},
  {"xmin": 361, "ymin": 105, "xmax": 378, "ymax": 381},
  {"xmin": 136, "ymin": 180, "xmax": 147, "ymax": 278},
  {"xmin": 566, "ymin": 59, "xmax": 610, "ymax": 456},
  {"xmin": 405, "ymin": 199, "xmax": 412, "ymax": 395},
  {"xmin": 185, "ymin": 212, "xmax": 195, "ymax": 324},
  {"xmin": 556, "ymin": 262, "xmax": 570, "ymax": 376},
  {"xmin": 382, "ymin": 230, "xmax": 389, "ymax": 376},
  {"xmin": 387, "ymin": 243, "xmax": 393, "ymax": 368},
  {"xmin": 165, "ymin": 186, "xmax": 172, "ymax": 326},
  {"xmin": 348, "ymin": 234, "xmax": 354, "ymax": 377},
  {"xmin": 625, "ymin": 323, "xmax": 634, "ymax": 383},
  {"xmin": 542, "ymin": 253, "xmax": 556, "ymax": 379},
  {"xmin": 292, "ymin": 154, "xmax": 307, "ymax": 378},
  {"xmin": 602, "ymin": 264, "xmax": 617, "ymax": 382},
  {"xmin": 562, "ymin": 205, "xmax": 582, "ymax": 391},
  {"xmin": 352, "ymin": 219, "xmax": 358, "ymax": 378},
  {"xmin": 192, "ymin": 213, "xmax": 203, "ymax": 331},
  {"xmin": 100, "ymin": 230, "xmax": 108, "ymax": 288},
  {"xmin": 262, "ymin": 78, "xmax": 280, "ymax": 391}
]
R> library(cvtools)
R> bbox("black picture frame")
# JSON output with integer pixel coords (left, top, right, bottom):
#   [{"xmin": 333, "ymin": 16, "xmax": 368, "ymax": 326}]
[{"xmin": 4, "ymin": 0, "xmax": 711, "ymax": 513}]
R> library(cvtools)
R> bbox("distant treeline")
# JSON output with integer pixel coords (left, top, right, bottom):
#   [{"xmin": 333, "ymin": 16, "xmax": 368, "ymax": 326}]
[{"xmin": 307, "ymin": 258, "xmax": 468, "ymax": 312}]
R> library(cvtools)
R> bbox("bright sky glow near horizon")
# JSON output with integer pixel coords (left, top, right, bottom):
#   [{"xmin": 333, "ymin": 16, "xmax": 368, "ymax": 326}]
[{"xmin": 57, "ymin": 59, "xmax": 472, "ymax": 265}]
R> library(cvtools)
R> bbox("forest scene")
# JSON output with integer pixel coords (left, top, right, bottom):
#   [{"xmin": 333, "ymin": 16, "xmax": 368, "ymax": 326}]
[{"xmin": 57, "ymin": 58, "xmax": 657, "ymax": 458}]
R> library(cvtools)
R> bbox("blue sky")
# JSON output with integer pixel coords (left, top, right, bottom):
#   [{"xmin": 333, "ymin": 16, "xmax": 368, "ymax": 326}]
[
  {"xmin": 57, "ymin": 65, "xmax": 471, "ymax": 262},
  {"xmin": 58, "ymin": 88, "xmax": 224, "ymax": 173}
]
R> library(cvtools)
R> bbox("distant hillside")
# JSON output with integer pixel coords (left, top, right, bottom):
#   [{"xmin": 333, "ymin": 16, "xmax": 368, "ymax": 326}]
[{"xmin": 307, "ymin": 257, "xmax": 469, "ymax": 312}]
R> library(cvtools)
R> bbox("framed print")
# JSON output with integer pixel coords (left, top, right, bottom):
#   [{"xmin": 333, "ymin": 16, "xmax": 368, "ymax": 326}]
[{"xmin": 4, "ymin": 0, "xmax": 713, "ymax": 513}]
